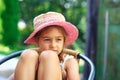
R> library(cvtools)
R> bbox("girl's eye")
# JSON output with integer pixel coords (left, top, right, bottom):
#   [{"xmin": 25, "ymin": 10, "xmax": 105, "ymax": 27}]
[
  {"xmin": 57, "ymin": 39, "xmax": 62, "ymax": 41},
  {"xmin": 44, "ymin": 38, "xmax": 50, "ymax": 41},
  {"xmin": 57, "ymin": 38, "xmax": 63, "ymax": 42}
]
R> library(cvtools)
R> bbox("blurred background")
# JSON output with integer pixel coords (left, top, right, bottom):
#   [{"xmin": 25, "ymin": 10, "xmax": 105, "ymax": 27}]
[{"xmin": 0, "ymin": 0, "xmax": 120, "ymax": 80}]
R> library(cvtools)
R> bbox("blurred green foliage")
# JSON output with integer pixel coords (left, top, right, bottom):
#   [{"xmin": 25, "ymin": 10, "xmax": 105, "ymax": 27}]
[
  {"xmin": 1, "ymin": 0, "xmax": 20, "ymax": 48},
  {"xmin": 0, "ymin": 0, "xmax": 5, "ymax": 41}
]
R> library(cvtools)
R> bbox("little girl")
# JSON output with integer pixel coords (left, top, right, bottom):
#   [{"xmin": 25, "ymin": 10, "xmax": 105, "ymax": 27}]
[{"xmin": 10, "ymin": 12, "xmax": 81, "ymax": 80}]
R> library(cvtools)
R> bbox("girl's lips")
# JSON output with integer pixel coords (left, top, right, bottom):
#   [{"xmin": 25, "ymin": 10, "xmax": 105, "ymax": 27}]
[{"xmin": 52, "ymin": 50, "xmax": 58, "ymax": 53}]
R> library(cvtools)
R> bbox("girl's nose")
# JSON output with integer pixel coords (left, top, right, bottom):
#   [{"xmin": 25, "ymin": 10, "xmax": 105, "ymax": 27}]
[{"xmin": 50, "ymin": 40, "xmax": 57, "ymax": 48}]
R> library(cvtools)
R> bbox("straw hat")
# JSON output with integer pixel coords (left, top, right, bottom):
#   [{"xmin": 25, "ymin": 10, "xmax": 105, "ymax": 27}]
[{"xmin": 24, "ymin": 12, "xmax": 78, "ymax": 46}]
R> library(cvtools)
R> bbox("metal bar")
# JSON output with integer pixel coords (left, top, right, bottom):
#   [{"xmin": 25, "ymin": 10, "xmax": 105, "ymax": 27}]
[
  {"xmin": 0, "ymin": 51, "xmax": 23, "ymax": 65},
  {"xmin": 77, "ymin": 53, "xmax": 95, "ymax": 80}
]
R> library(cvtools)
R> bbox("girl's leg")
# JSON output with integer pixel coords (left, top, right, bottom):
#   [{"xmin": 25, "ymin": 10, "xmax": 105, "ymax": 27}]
[
  {"xmin": 14, "ymin": 49, "xmax": 39, "ymax": 80},
  {"xmin": 64, "ymin": 58, "xmax": 80, "ymax": 80},
  {"xmin": 38, "ymin": 50, "xmax": 62, "ymax": 80}
]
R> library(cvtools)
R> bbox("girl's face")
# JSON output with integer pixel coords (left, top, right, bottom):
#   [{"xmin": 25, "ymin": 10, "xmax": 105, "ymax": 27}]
[{"xmin": 38, "ymin": 26, "xmax": 65, "ymax": 55}]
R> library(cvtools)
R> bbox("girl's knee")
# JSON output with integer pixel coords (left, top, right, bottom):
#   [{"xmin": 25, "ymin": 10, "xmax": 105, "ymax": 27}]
[
  {"xmin": 20, "ymin": 49, "xmax": 39, "ymax": 62},
  {"xmin": 39, "ymin": 50, "xmax": 58, "ymax": 61}
]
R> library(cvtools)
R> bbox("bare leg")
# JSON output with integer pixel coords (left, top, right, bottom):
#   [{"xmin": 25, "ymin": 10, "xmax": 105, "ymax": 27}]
[
  {"xmin": 14, "ymin": 49, "xmax": 39, "ymax": 80},
  {"xmin": 38, "ymin": 50, "xmax": 62, "ymax": 80},
  {"xmin": 64, "ymin": 58, "xmax": 80, "ymax": 80}
]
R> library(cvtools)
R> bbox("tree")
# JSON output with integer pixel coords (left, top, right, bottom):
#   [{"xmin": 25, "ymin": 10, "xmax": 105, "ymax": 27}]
[
  {"xmin": 0, "ymin": 0, "xmax": 5, "ymax": 42},
  {"xmin": 2, "ymin": 0, "xmax": 20, "ymax": 48}
]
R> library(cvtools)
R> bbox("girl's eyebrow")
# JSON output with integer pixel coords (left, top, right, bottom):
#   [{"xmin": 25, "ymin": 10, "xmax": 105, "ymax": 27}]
[
  {"xmin": 41, "ymin": 36, "xmax": 64, "ymax": 38},
  {"xmin": 41, "ymin": 36, "xmax": 49, "ymax": 39}
]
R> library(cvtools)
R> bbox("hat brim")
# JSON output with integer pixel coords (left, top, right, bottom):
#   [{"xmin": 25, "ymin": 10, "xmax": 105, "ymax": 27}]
[{"xmin": 24, "ymin": 21, "xmax": 78, "ymax": 46}]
